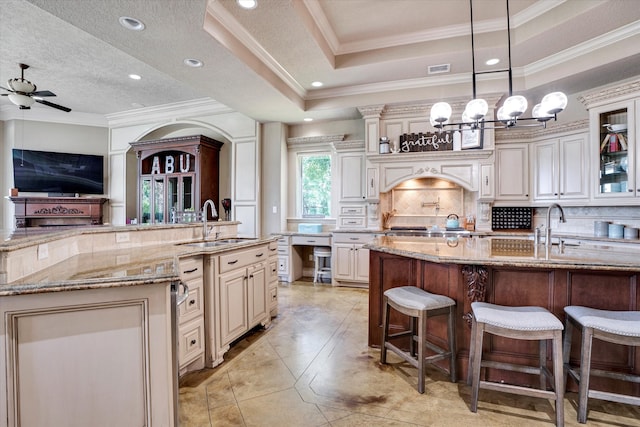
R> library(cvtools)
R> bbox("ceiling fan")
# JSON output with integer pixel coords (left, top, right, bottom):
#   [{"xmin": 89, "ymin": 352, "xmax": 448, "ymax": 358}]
[{"xmin": 1, "ymin": 63, "xmax": 71, "ymax": 112}]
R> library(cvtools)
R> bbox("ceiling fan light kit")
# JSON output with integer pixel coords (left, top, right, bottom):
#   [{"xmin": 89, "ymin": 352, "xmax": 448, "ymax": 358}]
[
  {"xmin": 430, "ymin": 0, "xmax": 567, "ymax": 132},
  {"xmin": 1, "ymin": 63, "xmax": 71, "ymax": 112}
]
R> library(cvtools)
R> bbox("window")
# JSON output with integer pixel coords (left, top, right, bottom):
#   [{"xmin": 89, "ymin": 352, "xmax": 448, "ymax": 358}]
[{"xmin": 299, "ymin": 153, "xmax": 331, "ymax": 217}]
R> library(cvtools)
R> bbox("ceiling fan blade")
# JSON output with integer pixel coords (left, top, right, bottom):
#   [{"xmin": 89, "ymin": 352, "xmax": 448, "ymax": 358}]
[
  {"xmin": 1, "ymin": 86, "xmax": 14, "ymax": 93},
  {"xmin": 35, "ymin": 98, "xmax": 71, "ymax": 112},
  {"xmin": 31, "ymin": 90, "xmax": 56, "ymax": 97}
]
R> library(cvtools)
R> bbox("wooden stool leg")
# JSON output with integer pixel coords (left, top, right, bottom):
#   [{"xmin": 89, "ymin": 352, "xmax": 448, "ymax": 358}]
[
  {"xmin": 467, "ymin": 313, "xmax": 477, "ymax": 386},
  {"xmin": 562, "ymin": 316, "xmax": 573, "ymax": 385},
  {"xmin": 577, "ymin": 327, "xmax": 594, "ymax": 424},
  {"xmin": 380, "ymin": 296, "xmax": 390, "ymax": 364},
  {"xmin": 539, "ymin": 339, "xmax": 548, "ymax": 390},
  {"xmin": 470, "ymin": 318, "xmax": 484, "ymax": 412},
  {"xmin": 448, "ymin": 304, "xmax": 457, "ymax": 383},
  {"xmin": 417, "ymin": 310, "xmax": 427, "ymax": 394},
  {"xmin": 552, "ymin": 330, "xmax": 565, "ymax": 427}
]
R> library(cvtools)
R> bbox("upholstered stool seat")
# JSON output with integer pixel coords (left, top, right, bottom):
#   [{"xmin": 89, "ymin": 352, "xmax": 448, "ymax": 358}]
[
  {"xmin": 380, "ymin": 286, "xmax": 456, "ymax": 394},
  {"xmin": 563, "ymin": 306, "xmax": 640, "ymax": 424},
  {"xmin": 313, "ymin": 246, "xmax": 331, "ymax": 283},
  {"xmin": 469, "ymin": 302, "xmax": 565, "ymax": 426}
]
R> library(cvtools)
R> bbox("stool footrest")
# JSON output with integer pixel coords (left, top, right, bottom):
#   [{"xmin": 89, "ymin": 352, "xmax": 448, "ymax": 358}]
[
  {"xmin": 481, "ymin": 360, "xmax": 545, "ymax": 377},
  {"xmin": 384, "ymin": 342, "xmax": 419, "ymax": 369},
  {"xmin": 588, "ymin": 389, "xmax": 640, "ymax": 406},
  {"xmin": 567, "ymin": 366, "xmax": 640, "ymax": 384},
  {"xmin": 480, "ymin": 380, "xmax": 558, "ymax": 400}
]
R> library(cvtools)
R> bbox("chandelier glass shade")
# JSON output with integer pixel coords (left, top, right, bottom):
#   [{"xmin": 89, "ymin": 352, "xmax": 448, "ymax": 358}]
[
  {"xmin": 8, "ymin": 93, "xmax": 35, "ymax": 108},
  {"xmin": 429, "ymin": 0, "xmax": 567, "ymax": 131}
]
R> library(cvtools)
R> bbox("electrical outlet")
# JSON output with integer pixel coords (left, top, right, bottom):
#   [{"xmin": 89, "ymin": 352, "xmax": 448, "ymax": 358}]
[
  {"xmin": 116, "ymin": 232, "xmax": 130, "ymax": 243},
  {"xmin": 37, "ymin": 243, "xmax": 49, "ymax": 260},
  {"xmin": 308, "ymin": 254, "xmax": 313, "ymax": 261}
]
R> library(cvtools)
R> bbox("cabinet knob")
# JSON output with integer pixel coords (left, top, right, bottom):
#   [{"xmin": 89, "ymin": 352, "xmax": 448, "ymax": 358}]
[
  {"xmin": 190, "ymin": 339, "xmax": 197, "ymax": 346},
  {"xmin": 485, "ymin": 176, "xmax": 488, "ymax": 186},
  {"xmin": 189, "ymin": 299, "xmax": 196, "ymax": 305}
]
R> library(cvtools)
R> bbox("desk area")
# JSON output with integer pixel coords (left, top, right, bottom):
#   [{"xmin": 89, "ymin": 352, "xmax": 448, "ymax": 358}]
[{"xmin": 276, "ymin": 232, "xmax": 332, "ymax": 283}]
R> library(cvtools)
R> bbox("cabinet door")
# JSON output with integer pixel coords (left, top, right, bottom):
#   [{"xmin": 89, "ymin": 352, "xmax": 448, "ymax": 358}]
[
  {"xmin": 479, "ymin": 163, "xmax": 494, "ymax": 200},
  {"xmin": 533, "ymin": 140, "xmax": 559, "ymax": 200},
  {"xmin": 495, "ymin": 144, "xmax": 529, "ymax": 200},
  {"xmin": 592, "ymin": 101, "xmax": 635, "ymax": 198},
  {"xmin": 333, "ymin": 243, "xmax": 354, "ymax": 280},
  {"xmin": 354, "ymin": 246, "xmax": 370, "ymax": 282},
  {"xmin": 218, "ymin": 269, "xmax": 248, "ymax": 346},
  {"xmin": 247, "ymin": 263, "xmax": 268, "ymax": 328},
  {"xmin": 340, "ymin": 153, "xmax": 364, "ymax": 201},
  {"xmin": 366, "ymin": 167, "xmax": 379, "ymax": 199},
  {"xmin": 560, "ymin": 134, "xmax": 589, "ymax": 199}
]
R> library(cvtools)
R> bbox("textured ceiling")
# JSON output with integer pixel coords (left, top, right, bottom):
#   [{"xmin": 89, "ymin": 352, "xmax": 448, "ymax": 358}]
[{"xmin": 1, "ymin": 0, "xmax": 640, "ymax": 124}]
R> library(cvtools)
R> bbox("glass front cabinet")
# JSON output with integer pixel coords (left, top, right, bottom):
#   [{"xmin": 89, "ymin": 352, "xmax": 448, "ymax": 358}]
[
  {"xmin": 590, "ymin": 100, "xmax": 640, "ymax": 199},
  {"xmin": 131, "ymin": 135, "xmax": 223, "ymax": 224}
]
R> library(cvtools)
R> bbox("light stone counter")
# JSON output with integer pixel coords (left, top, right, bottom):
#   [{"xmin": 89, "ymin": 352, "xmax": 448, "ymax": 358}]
[{"xmin": 366, "ymin": 235, "xmax": 640, "ymax": 272}]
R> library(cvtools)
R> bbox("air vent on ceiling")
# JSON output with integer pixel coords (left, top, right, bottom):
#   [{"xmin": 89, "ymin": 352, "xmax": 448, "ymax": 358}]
[{"xmin": 428, "ymin": 64, "xmax": 450, "ymax": 75}]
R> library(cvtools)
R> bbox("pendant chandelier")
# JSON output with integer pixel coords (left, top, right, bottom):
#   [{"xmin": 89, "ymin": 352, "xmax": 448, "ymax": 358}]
[{"xmin": 430, "ymin": 0, "xmax": 567, "ymax": 131}]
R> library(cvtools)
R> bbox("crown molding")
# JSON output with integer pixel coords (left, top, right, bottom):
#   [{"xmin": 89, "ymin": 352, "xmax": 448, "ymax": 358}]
[
  {"xmin": 578, "ymin": 78, "xmax": 640, "ymax": 109},
  {"xmin": 495, "ymin": 119, "xmax": 589, "ymax": 141},
  {"xmin": 105, "ymin": 98, "xmax": 235, "ymax": 127},
  {"xmin": 287, "ymin": 134, "xmax": 344, "ymax": 149},
  {"xmin": 332, "ymin": 140, "xmax": 365, "ymax": 152},
  {"xmin": 0, "ymin": 105, "xmax": 107, "ymax": 127}
]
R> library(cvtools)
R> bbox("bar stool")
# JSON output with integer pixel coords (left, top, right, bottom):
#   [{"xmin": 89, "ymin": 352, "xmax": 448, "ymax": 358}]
[
  {"xmin": 313, "ymin": 246, "xmax": 331, "ymax": 283},
  {"xmin": 469, "ymin": 302, "xmax": 564, "ymax": 427},
  {"xmin": 563, "ymin": 306, "xmax": 640, "ymax": 424},
  {"xmin": 380, "ymin": 286, "xmax": 456, "ymax": 394}
]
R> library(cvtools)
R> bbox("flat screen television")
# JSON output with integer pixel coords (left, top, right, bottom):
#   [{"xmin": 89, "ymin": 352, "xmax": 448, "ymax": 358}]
[{"xmin": 12, "ymin": 149, "xmax": 104, "ymax": 195}]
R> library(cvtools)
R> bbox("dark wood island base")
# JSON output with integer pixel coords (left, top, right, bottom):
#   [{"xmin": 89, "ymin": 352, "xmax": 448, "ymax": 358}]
[{"xmin": 368, "ymin": 241, "xmax": 640, "ymax": 397}]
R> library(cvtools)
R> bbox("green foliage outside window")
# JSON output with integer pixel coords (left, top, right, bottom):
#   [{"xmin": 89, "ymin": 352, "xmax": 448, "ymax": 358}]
[{"xmin": 301, "ymin": 154, "xmax": 331, "ymax": 217}]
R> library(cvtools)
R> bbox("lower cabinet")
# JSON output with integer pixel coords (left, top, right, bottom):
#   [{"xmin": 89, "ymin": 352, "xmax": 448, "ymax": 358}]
[
  {"xmin": 177, "ymin": 255, "xmax": 205, "ymax": 375},
  {"xmin": 212, "ymin": 244, "xmax": 272, "ymax": 362},
  {"xmin": 332, "ymin": 232, "xmax": 377, "ymax": 287},
  {"xmin": 268, "ymin": 241, "xmax": 279, "ymax": 317}
]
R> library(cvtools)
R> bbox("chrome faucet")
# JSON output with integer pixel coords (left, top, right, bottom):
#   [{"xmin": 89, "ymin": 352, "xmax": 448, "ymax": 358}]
[
  {"xmin": 202, "ymin": 199, "xmax": 218, "ymax": 239},
  {"xmin": 545, "ymin": 203, "xmax": 566, "ymax": 248}
]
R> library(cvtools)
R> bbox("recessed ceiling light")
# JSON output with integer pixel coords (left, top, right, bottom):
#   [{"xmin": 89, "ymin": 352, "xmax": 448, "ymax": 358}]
[
  {"xmin": 303, "ymin": 118, "xmax": 313, "ymax": 122},
  {"xmin": 486, "ymin": 58, "xmax": 500, "ymax": 66},
  {"xmin": 184, "ymin": 58, "xmax": 203, "ymax": 68},
  {"xmin": 119, "ymin": 16, "xmax": 145, "ymax": 31},
  {"xmin": 237, "ymin": 0, "xmax": 257, "ymax": 10},
  {"xmin": 128, "ymin": 74, "xmax": 142, "ymax": 80},
  {"xmin": 311, "ymin": 81, "xmax": 323, "ymax": 87}
]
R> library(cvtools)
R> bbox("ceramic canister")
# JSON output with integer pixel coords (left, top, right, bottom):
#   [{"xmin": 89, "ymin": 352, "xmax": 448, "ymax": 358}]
[
  {"xmin": 608, "ymin": 223, "xmax": 624, "ymax": 239},
  {"xmin": 624, "ymin": 227, "xmax": 639, "ymax": 240},
  {"xmin": 594, "ymin": 221, "xmax": 610, "ymax": 237}
]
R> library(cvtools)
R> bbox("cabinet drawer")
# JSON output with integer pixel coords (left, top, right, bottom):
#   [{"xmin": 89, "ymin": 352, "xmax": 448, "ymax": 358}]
[
  {"xmin": 268, "ymin": 241, "xmax": 278, "ymax": 257},
  {"xmin": 218, "ymin": 245, "xmax": 268, "ymax": 273},
  {"xmin": 291, "ymin": 235, "xmax": 331, "ymax": 246},
  {"xmin": 269, "ymin": 259, "xmax": 278, "ymax": 282},
  {"xmin": 277, "ymin": 236, "xmax": 290, "ymax": 245},
  {"xmin": 178, "ymin": 278, "xmax": 204, "ymax": 322},
  {"xmin": 178, "ymin": 256, "xmax": 203, "ymax": 281},
  {"xmin": 339, "ymin": 217, "xmax": 365, "ymax": 228},
  {"xmin": 269, "ymin": 285, "xmax": 278, "ymax": 308},
  {"xmin": 178, "ymin": 317, "xmax": 205, "ymax": 368},
  {"xmin": 332, "ymin": 233, "xmax": 376, "ymax": 244},
  {"xmin": 340, "ymin": 206, "xmax": 366, "ymax": 216}
]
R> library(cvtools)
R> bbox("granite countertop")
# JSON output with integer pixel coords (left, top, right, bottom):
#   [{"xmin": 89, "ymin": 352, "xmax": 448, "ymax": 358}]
[
  {"xmin": 365, "ymin": 235, "xmax": 640, "ymax": 272},
  {"xmin": 0, "ymin": 235, "xmax": 276, "ymax": 296}
]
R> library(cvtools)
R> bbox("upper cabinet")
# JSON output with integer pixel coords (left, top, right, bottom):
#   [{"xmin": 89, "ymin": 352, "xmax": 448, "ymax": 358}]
[
  {"xmin": 532, "ymin": 132, "xmax": 589, "ymax": 202},
  {"xmin": 130, "ymin": 135, "xmax": 223, "ymax": 224},
  {"xmin": 495, "ymin": 143, "xmax": 529, "ymax": 202},
  {"xmin": 580, "ymin": 78, "xmax": 640, "ymax": 204},
  {"xmin": 338, "ymin": 152, "xmax": 366, "ymax": 201},
  {"xmin": 591, "ymin": 101, "xmax": 635, "ymax": 200}
]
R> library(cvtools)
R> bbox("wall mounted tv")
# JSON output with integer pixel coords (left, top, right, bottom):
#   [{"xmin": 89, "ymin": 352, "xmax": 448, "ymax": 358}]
[{"xmin": 12, "ymin": 149, "xmax": 104, "ymax": 195}]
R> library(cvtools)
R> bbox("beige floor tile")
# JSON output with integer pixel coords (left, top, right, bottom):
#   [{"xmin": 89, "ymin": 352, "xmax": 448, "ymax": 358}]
[
  {"xmin": 228, "ymin": 357, "xmax": 297, "ymax": 402},
  {"xmin": 236, "ymin": 388, "xmax": 327, "ymax": 427}
]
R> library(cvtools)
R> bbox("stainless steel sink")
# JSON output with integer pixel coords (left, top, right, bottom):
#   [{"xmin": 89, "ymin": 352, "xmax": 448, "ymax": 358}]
[{"xmin": 183, "ymin": 238, "xmax": 257, "ymax": 248}]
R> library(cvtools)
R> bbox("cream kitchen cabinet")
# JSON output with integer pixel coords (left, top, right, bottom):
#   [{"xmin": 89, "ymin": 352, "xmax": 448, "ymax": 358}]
[
  {"xmin": 495, "ymin": 143, "xmax": 530, "ymax": 202},
  {"xmin": 215, "ymin": 245, "xmax": 271, "ymax": 356},
  {"xmin": 332, "ymin": 232, "xmax": 377, "ymax": 287},
  {"xmin": 267, "ymin": 240, "xmax": 279, "ymax": 317},
  {"xmin": 177, "ymin": 255, "xmax": 205, "ymax": 375},
  {"xmin": 532, "ymin": 132, "xmax": 589, "ymax": 202},
  {"xmin": 339, "ymin": 152, "xmax": 366, "ymax": 201}
]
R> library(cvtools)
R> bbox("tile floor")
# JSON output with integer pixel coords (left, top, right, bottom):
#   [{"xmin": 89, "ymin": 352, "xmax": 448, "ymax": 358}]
[{"xmin": 179, "ymin": 280, "xmax": 640, "ymax": 426}]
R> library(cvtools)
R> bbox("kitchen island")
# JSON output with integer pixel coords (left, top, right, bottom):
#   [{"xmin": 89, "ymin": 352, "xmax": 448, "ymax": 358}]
[
  {"xmin": 367, "ymin": 235, "xmax": 640, "ymax": 396},
  {"xmin": 0, "ymin": 223, "xmax": 276, "ymax": 427}
]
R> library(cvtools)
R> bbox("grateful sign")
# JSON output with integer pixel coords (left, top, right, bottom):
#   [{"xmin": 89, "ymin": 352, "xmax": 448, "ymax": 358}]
[{"xmin": 399, "ymin": 132, "xmax": 453, "ymax": 152}]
